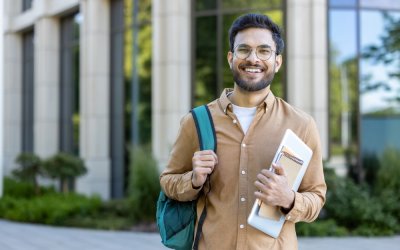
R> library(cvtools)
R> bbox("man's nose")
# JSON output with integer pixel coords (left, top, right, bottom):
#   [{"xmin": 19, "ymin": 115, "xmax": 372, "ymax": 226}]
[{"xmin": 246, "ymin": 49, "xmax": 260, "ymax": 63}]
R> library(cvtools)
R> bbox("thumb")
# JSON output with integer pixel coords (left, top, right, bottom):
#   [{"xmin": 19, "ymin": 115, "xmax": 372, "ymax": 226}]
[{"xmin": 272, "ymin": 163, "xmax": 286, "ymax": 176}]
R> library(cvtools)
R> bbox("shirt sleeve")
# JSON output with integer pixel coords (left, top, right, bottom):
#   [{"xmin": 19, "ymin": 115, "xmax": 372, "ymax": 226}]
[
  {"xmin": 159, "ymin": 113, "xmax": 203, "ymax": 201},
  {"xmin": 284, "ymin": 117, "xmax": 327, "ymax": 223}
]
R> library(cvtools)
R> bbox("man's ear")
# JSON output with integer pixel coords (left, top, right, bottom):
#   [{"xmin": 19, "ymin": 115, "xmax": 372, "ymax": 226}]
[
  {"xmin": 227, "ymin": 51, "xmax": 233, "ymax": 69},
  {"xmin": 274, "ymin": 54, "xmax": 283, "ymax": 73}
]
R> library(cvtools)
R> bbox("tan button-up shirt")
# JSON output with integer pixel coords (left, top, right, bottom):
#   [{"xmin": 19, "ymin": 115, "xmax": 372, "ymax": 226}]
[{"xmin": 160, "ymin": 89, "xmax": 326, "ymax": 250}]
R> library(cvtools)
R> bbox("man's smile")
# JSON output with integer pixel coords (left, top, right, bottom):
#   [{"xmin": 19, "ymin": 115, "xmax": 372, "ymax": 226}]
[{"xmin": 240, "ymin": 65, "xmax": 265, "ymax": 75}]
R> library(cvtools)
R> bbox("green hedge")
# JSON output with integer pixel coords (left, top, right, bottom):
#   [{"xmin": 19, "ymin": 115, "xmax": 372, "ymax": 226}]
[
  {"xmin": 0, "ymin": 178, "xmax": 133, "ymax": 230},
  {"xmin": 128, "ymin": 146, "xmax": 160, "ymax": 223},
  {"xmin": 298, "ymin": 167, "xmax": 400, "ymax": 236},
  {"xmin": 0, "ymin": 178, "xmax": 101, "ymax": 225}
]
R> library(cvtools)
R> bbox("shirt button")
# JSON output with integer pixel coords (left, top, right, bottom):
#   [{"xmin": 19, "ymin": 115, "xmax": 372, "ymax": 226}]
[
  {"xmin": 241, "ymin": 197, "xmax": 246, "ymax": 202},
  {"xmin": 242, "ymin": 143, "xmax": 246, "ymax": 148},
  {"xmin": 239, "ymin": 224, "xmax": 245, "ymax": 229},
  {"xmin": 233, "ymin": 119, "xmax": 237, "ymax": 124},
  {"xmin": 241, "ymin": 170, "xmax": 246, "ymax": 175},
  {"xmin": 287, "ymin": 215, "xmax": 291, "ymax": 220}
]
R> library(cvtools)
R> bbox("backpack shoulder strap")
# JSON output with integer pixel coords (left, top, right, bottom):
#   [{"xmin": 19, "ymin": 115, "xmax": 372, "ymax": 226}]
[
  {"xmin": 191, "ymin": 105, "xmax": 217, "ymax": 152},
  {"xmin": 190, "ymin": 104, "xmax": 216, "ymax": 250}
]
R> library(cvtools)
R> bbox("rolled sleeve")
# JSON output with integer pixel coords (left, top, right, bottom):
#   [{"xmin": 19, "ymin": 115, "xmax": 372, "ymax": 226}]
[
  {"xmin": 284, "ymin": 192, "xmax": 303, "ymax": 222},
  {"xmin": 285, "ymin": 117, "xmax": 327, "ymax": 223}
]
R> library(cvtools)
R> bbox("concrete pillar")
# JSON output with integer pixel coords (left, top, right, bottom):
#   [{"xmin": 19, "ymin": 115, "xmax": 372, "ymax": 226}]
[
  {"xmin": 152, "ymin": 0, "xmax": 192, "ymax": 171},
  {"xmin": 2, "ymin": 0, "xmax": 23, "ymax": 178},
  {"xmin": 286, "ymin": 0, "xmax": 328, "ymax": 158},
  {"xmin": 78, "ymin": 0, "xmax": 111, "ymax": 199},
  {"xmin": 34, "ymin": 17, "xmax": 60, "ymax": 157}
]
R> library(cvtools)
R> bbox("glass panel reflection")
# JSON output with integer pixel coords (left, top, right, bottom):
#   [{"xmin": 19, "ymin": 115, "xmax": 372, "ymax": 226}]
[
  {"xmin": 222, "ymin": 0, "xmax": 282, "ymax": 10},
  {"xmin": 360, "ymin": 10, "xmax": 400, "ymax": 167},
  {"xmin": 194, "ymin": 16, "xmax": 218, "ymax": 106},
  {"xmin": 328, "ymin": 10, "xmax": 358, "ymax": 173},
  {"xmin": 361, "ymin": 0, "xmax": 400, "ymax": 11},
  {"xmin": 360, "ymin": 11, "xmax": 400, "ymax": 116},
  {"xmin": 329, "ymin": 0, "xmax": 357, "ymax": 8},
  {"xmin": 196, "ymin": 0, "xmax": 217, "ymax": 11}
]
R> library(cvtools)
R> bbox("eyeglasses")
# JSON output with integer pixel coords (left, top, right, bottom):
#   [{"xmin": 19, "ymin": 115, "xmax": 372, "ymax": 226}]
[{"xmin": 233, "ymin": 44, "xmax": 276, "ymax": 61}]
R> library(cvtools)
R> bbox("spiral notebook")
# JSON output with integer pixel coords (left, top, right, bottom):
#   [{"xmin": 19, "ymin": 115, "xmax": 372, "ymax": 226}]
[{"xmin": 247, "ymin": 129, "xmax": 313, "ymax": 238}]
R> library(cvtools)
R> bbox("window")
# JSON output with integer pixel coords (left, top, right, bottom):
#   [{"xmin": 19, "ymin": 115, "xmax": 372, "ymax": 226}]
[
  {"xmin": 22, "ymin": 0, "xmax": 33, "ymax": 12},
  {"xmin": 110, "ymin": 0, "xmax": 152, "ymax": 198},
  {"xmin": 22, "ymin": 30, "xmax": 34, "ymax": 152},
  {"xmin": 60, "ymin": 12, "xmax": 81, "ymax": 155},
  {"xmin": 328, "ymin": 0, "xmax": 400, "ymax": 181},
  {"xmin": 192, "ymin": 0, "xmax": 285, "ymax": 107}
]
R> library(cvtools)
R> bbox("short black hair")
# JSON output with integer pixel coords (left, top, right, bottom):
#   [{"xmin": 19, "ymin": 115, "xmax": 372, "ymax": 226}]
[{"xmin": 228, "ymin": 13, "xmax": 284, "ymax": 55}]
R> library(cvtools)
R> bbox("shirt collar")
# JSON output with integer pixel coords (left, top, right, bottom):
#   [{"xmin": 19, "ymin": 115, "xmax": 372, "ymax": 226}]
[{"xmin": 218, "ymin": 88, "xmax": 275, "ymax": 114}]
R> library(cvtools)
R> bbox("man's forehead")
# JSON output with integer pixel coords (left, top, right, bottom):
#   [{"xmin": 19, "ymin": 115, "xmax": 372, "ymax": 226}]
[{"xmin": 234, "ymin": 28, "xmax": 274, "ymax": 47}]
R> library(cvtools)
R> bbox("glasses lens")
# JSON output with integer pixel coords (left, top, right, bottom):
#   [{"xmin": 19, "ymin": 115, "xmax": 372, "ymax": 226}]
[
  {"xmin": 256, "ymin": 47, "xmax": 272, "ymax": 60},
  {"xmin": 235, "ymin": 46, "xmax": 251, "ymax": 60}
]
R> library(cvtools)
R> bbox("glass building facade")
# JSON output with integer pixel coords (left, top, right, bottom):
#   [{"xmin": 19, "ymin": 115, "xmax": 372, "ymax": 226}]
[{"xmin": 328, "ymin": 0, "xmax": 400, "ymax": 180}]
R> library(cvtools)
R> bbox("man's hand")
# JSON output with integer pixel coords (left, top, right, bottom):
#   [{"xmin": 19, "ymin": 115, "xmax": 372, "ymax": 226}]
[
  {"xmin": 254, "ymin": 163, "xmax": 295, "ymax": 210},
  {"xmin": 192, "ymin": 150, "xmax": 218, "ymax": 188}
]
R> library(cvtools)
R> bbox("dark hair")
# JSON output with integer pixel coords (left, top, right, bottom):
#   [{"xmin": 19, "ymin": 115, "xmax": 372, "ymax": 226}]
[{"xmin": 228, "ymin": 13, "xmax": 284, "ymax": 55}]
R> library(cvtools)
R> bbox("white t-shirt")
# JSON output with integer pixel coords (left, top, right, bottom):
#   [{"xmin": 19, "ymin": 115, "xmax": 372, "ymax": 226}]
[{"xmin": 232, "ymin": 104, "xmax": 257, "ymax": 135}]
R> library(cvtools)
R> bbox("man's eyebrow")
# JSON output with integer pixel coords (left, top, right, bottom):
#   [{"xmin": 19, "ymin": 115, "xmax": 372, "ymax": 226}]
[
  {"xmin": 258, "ymin": 44, "xmax": 273, "ymax": 48},
  {"xmin": 236, "ymin": 43, "xmax": 272, "ymax": 48}
]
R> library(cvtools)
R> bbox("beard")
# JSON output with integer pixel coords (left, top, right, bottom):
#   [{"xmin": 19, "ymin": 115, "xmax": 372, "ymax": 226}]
[{"xmin": 232, "ymin": 64, "xmax": 276, "ymax": 92}]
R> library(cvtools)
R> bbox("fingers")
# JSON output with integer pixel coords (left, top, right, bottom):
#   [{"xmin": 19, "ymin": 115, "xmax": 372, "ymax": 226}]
[
  {"xmin": 192, "ymin": 150, "xmax": 217, "ymax": 188},
  {"xmin": 272, "ymin": 163, "xmax": 286, "ymax": 176},
  {"xmin": 194, "ymin": 150, "xmax": 218, "ymax": 164},
  {"xmin": 193, "ymin": 150, "xmax": 218, "ymax": 169}
]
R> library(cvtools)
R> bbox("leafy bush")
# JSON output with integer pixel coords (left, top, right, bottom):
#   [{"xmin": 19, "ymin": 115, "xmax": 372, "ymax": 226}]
[
  {"xmin": 3, "ymin": 177, "xmax": 55, "ymax": 198},
  {"xmin": 63, "ymin": 198, "xmax": 135, "ymax": 230},
  {"xmin": 323, "ymin": 168, "xmax": 399, "ymax": 236},
  {"xmin": 128, "ymin": 146, "xmax": 160, "ymax": 223},
  {"xmin": 376, "ymin": 148, "xmax": 400, "ymax": 192},
  {"xmin": 0, "ymin": 193, "xmax": 101, "ymax": 225},
  {"xmin": 12, "ymin": 153, "xmax": 44, "ymax": 195},
  {"xmin": 42, "ymin": 153, "xmax": 87, "ymax": 193},
  {"xmin": 296, "ymin": 219, "xmax": 348, "ymax": 236}
]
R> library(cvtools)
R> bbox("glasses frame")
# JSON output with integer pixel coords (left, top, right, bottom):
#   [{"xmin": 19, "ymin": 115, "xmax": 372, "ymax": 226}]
[{"xmin": 233, "ymin": 44, "xmax": 277, "ymax": 61}]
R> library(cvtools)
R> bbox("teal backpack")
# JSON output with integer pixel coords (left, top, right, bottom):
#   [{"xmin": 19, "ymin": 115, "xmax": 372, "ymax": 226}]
[{"xmin": 156, "ymin": 105, "xmax": 216, "ymax": 250}]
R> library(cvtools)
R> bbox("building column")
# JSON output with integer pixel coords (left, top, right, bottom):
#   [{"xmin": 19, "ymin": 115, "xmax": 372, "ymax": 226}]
[
  {"xmin": 286, "ymin": 0, "xmax": 329, "ymax": 158},
  {"xmin": 78, "ymin": 0, "xmax": 111, "ymax": 199},
  {"xmin": 34, "ymin": 17, "xmax": 60, "ymax": 158},
  {"xmin": 2, "ymin": 0, "xmax": 23, "ymax": 183},
  {"xmin": 152, "ymin": 0, "xmax": 192, "ymax": 171}
]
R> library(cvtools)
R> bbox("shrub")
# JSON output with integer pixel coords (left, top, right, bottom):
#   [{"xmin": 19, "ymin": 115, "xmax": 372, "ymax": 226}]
[
  {"xmin": 376, "ymin": 148, "xmax": 400, "ymax": 192},
  {"xmin": 0, "ymin": 193, "xmax": 101, "ymax": 225},
  {"xmin": 128, "ymin": 146, "xmax": 160, "ymax": 223},
  {"xmin": 3, "ymin": 177, "xmax": 55, "ymax": 198},
  {"xmin": 42, "ymin": 153, "xmax": 87, "ymax": 193},
  {"xmin": 324, "ymin": 168, "xmax": 399, "ymax": 235},
  {"xmin": 12, "ymin": 153, "xmax": 44, "ymax": 195},
  {"xmin": 296, "ymin": 219, "xmax": 348, "ymax": 236}
]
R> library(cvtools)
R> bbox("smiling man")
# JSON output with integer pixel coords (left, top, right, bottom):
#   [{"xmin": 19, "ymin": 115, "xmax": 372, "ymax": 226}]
[{"xmin": 160, "ymin": 13, "xmax": 326, "ymax": 250}]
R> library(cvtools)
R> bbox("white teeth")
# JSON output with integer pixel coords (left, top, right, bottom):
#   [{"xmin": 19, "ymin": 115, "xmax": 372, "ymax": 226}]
[{"xmin": 244, "ymin": 68, "xmax": 262, "ymax": 73}]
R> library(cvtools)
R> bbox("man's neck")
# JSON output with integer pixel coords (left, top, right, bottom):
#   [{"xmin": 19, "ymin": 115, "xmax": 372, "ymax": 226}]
[{"xmin": 229, "ymin": 85, "xmax": 270, "ymax": 107}]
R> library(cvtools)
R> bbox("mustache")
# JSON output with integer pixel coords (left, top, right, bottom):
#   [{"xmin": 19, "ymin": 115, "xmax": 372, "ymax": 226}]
[{"xmin": 239, "ymin": 63, "xmax": 264, "ymax": 69}]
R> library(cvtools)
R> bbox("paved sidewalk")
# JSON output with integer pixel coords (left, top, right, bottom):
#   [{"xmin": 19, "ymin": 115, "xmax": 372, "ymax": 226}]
[{"xmin": 0, "ymin": 219, "xmax": 399, "ymax": 250}]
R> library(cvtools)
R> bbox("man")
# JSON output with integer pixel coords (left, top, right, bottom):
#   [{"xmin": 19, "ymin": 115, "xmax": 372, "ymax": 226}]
[{"xmin": 160, "ymin": 13, "xmax": 326, "ymax": 249}]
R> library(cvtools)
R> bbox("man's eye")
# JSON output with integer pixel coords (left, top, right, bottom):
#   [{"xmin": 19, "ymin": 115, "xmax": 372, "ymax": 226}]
[
  {"xmin": 258, "ymin": 49, "xmax": 271, "ymax": 55},
  {"xmin": 237, "ymin": 48, "xmax": 250, "ymax": 53}
]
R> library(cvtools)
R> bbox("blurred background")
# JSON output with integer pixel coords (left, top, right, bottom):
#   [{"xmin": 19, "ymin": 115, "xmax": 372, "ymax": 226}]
[{"xmin": 0, "ymin": 0, "xmax": 399, "ymax": 236}]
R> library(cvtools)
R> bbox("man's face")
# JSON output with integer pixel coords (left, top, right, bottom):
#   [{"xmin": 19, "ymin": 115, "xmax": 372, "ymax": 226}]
[{"xmin": 227, "ymin": 28, "xmax": 282, "ymax": 92}]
